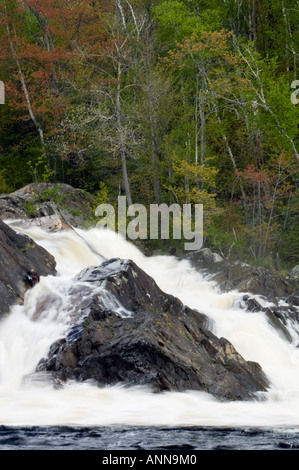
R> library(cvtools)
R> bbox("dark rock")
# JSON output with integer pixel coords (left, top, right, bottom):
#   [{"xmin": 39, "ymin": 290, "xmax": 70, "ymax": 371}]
[
  {"xmin": 184, "ymin": 248, "xmax": 224, "ymax": 274},
  {"xmin": 241, "ymin": 295, "xmax": 293, "ymax": 343},
  {"xmin": 24, "ymin": 269, "xmax": 40, "ymax": 288},
  {"xmin": 184, "ymin": 250, "xmax": 297, "ymax": 304},
  {"xmin": 0, "ymin": 219, "xmax": 56, "ymax": 317},
  {"xmin": 212, "ymin": 264, "xmax": 294, "ymax": 302},
  {"xmin": 0, "ymin": 194, "xmax": 28, "ymax": 220},
  {"xmin": 37, "ymin": 258, "xmax": 269, "ymax": 401},
  {"xmin": 185, "ymin": 249, "xmax": 299, "ymax": 342}
]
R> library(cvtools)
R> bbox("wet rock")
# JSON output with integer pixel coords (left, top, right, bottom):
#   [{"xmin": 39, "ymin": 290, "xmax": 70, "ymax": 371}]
[
  {"xmin": 184, "ymin": 250, "xmax": 297, "ymax": 305},
  {"xmin": 0, "ymin": 219, "xmax": 56, "ymax": 317},
  {"xmin": 24, "ymin": 269, "xmax": 40, "ymax": 288},
  {"xmin": 241, "ymin": 295, "xmax": 294, "ymax": 343},
  {"xmin": 185, "ymin": 249, "xmax": 299, "ymax": 342},
  {"xmin": 37, "ymin": 258, "xmax": 269, "ymax": 401},
  {"xmin": 9, "ymin": 214, "xmax": 73, "ymax": 233},
  {"xmin": 184, "ymin": 248, "xmax": 224, "ymax": 273}
]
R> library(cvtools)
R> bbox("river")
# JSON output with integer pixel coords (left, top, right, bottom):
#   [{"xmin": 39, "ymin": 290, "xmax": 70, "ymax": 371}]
[{"xmin": 0, "ymin": 222, "xmax": 299, "ymax": 450}]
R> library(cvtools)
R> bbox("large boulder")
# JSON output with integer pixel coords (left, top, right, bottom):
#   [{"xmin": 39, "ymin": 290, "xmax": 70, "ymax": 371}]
[
  {"xmin": 212, "ymin": 264, "xmax": 296, "ymax": 302},
  {"xmin": 0, "ymin": 219, "xmax": 56, "ymax": 317},
  {"xmin": 0, "ymin": 183, "xmax": 96, "ymax": 228},
  {"xmin": 37, "ymin": 258, "xmax": 269, "ymax": 401}
]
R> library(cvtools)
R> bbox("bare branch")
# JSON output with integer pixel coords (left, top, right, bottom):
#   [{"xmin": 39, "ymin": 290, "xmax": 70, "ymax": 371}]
[
  {"xmin": 116, "ymin": 0, "xmax": 127, "ymax": 30},
  {"xmin": 125, "ymin": 0, "xmax": 147, "ymax": 39}
]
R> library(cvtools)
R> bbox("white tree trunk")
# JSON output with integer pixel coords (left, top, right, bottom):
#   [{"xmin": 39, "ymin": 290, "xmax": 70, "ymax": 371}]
[{"xmin": 6, "ymin": 23, "xmax": 45, "ymax": 148}]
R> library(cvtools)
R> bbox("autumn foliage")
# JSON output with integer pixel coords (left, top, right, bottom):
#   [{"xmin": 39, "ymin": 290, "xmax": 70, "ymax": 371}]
[{"xmin": 0, "ymin": 0, "xmax": 298, "ymax": 266}]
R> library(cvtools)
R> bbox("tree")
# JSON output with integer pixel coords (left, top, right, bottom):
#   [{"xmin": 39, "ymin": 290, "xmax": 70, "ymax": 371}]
[
  {"xmin": 0, "ymin": 0, "xmax": 104, "ymax": 180},
  {"xmin": 164, "ymin": 30, "xmax": 240, "ymax": 196},
  {"xmin": 237, "ymin": 149, "xmax": 298, "ymax": 260},
  {"xmin": 234, "ymin": 40, "xmax": 299, "ymax": 165}
]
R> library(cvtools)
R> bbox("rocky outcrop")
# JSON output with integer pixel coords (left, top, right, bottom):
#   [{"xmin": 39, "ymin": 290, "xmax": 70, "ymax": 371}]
[
  {"xmin": 240, "ymin": 295, "xmax": 294, "ymax": 343},
  {"xmin": 37, "ymin": 258, "xmax": 269, "ymax": 401},
  {"xmin": 0, "ymin": 183, "xmax": 96, "ymax": 228},
  {"xmin": 184, "ymin": 248, "xmax": 297, "ymax": 303},
  {"xmin": 0, "ymin": 219, "xmax": 56, "ymax": 317},
  {"xmin": 9, "ymin": 214, "xmax": 73, "ymax": 233},
  {"xmin": 185, "ymin": 248, "xmax": 299, "ymax": 343}
]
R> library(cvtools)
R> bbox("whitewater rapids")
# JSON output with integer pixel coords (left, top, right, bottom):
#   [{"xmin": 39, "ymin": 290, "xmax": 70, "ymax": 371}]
[{"xmin": 0, "ymin": 223, "xmax": 299, "ymax": 428}]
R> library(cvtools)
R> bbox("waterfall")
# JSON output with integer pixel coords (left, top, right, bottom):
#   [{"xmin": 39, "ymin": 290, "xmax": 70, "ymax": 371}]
[{"xmin": 0, "ymin": 222, "xmax": 299, "ymax": 428}]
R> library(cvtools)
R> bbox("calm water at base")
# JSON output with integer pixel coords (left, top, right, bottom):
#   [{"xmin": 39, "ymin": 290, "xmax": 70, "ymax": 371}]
[{"xmin": 0, "ymin": 425, "xmax": 299, "ymax": 450}]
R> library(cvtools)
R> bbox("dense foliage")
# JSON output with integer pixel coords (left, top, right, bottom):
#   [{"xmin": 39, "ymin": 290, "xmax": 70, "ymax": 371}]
[{"xmin": 0, "ymin": 0, "xmax": 298, "ymax": 266}]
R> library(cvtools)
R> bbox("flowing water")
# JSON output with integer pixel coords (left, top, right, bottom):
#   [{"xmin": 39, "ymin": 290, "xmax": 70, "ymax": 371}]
[{"xmin": 1, "ymin": 222, "xmax": 299, "ymax": 450}]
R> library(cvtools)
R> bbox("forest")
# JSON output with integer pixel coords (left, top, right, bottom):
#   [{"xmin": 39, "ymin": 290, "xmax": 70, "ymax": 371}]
[{"xmin": 0, "ymin": 0, "xmax": 298, "ymax": 267}]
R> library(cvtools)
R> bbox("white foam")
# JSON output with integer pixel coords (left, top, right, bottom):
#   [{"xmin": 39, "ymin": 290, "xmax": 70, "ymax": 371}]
[{"xmin": 0, "ymin": 223, "xmax": 298, "ymax": 428}]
